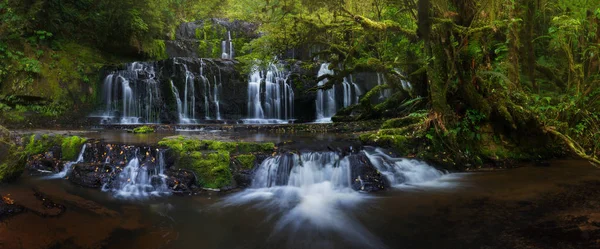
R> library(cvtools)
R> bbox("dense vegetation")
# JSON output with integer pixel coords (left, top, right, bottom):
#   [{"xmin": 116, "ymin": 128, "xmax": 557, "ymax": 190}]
[{"xmin": 1, "ymin": 0, "xmax": 599, "ymax": 166}]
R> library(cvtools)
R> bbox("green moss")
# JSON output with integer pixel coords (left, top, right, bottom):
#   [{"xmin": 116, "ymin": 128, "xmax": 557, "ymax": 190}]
[
  {"xmin": 382, "ymin": 112, "xmax": 428, "ymax": 129},
  {"xmin": 158, "ymin": 136, "xmax": 202, "ymax": 153},
  {"xmin": 179, "ymin": 151, "xmax": 232, "ymax": 189},
  {"xmin": 0, "ymin": 126, "xmax": 25, "ymax": 182},
  {"xmin": 60, "ymin": 136, "xmax": 87, "ymax": 161},
  {"xmin": 235, "ymin": 154, "xmax": 256, "ymax": 169},
  {"xmin": 23, "ymin": 134, "xmax": 64, "ymax": 156},
  {"xmin": 159, "ymin": 136, "xmax": 274, "ymax": 154},
  {"xmin": 159, "ymin": 136, "xmax": 275, "ymax": 188},
  {"xmin": 133, "ymin": 126, "xmax": 155, "ymax": 134},
  {"xmin": 144, "ymin": 40, "xmax": 167, "ymax": 60}
]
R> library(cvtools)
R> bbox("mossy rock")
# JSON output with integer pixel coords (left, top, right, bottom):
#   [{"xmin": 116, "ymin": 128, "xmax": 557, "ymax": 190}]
[
  {"xmin": 158, "ymin": 136, "xmax": 275, "ymax": 154},
  {"xmin": 0, "ymin": 126, "xmax": 25, "ymax": 183},
  {"xmin": 133, "ymin": 126, "xmax": 155, "ymax": 134},
  {"xmin": 179, "ymin": 151, "xmax": 232, "ymax": 189},
  {"xmin": 61, "ymin": 136, "xmax": 87, "ymax": 161},
  {"xmin": 23, "ymin": 134, "xmax": 64, "ymax": 156},
  {"xmin": 235, "ymin": 154, "xmax": 256, "ymax": 169},
  {"xmin": 159, "ymin": 136, "xmax": 274, "ymax": 189}
]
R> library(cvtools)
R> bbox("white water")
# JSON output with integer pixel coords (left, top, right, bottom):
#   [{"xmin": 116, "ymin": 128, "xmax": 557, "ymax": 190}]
[
  {"xmin": 221, "ymin": 149, "xmax": 447, "ymax": 247},
  {"xmin": 105, "ymin": 150, "xmax": 170, "ymax": 199},
  {"xmin": 245, "ymin": 63, "xmax": 294, "ymax": 124},
  {"xmin": 315, "ymin": 63, "xmax": 336, "ymax": 123},
  {"xmin": 364, "ymin": 147, "xmax": 444, "ymax": 186},
  {"xmin": 199, "ymin": 59, "xmax": 222, "ymax": 120},
  {"xmin": 376, "ymin": 73, "xmax": 392, "ymax": 100},
  {"xmin": 100, "ymin": 62, "xmax": 160, "ymax": 124},
  {"xmin": 221, "ymin": 152, "xmax": 377, "ymax": 246},
  {"xmin": 45, "ymin": 144, "xmax": 87, "ymax": 179},
  {"xmin": 221, "ymin": 31, "xmax": 234, "ymax": 60}
]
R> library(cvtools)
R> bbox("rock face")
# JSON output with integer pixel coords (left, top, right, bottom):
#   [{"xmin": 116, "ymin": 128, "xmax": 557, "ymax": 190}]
[{"xmin": 166, "ymin": 18, "xmax": 260, "ymax": 59}]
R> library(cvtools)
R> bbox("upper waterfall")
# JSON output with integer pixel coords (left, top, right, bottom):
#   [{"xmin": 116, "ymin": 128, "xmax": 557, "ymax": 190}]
[{"xmin": 244, "ymin": 62, "xmax": 295, "ymax": 124}]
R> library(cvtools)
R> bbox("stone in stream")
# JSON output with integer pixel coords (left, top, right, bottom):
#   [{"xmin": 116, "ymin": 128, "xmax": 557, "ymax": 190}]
[
  {"xmin": 69, "ymin": 163, "xmax": 116, "ymax": 189},
  {"xmin": 348, "ymin": 152, "xmax": 390, "ymax": 192}
]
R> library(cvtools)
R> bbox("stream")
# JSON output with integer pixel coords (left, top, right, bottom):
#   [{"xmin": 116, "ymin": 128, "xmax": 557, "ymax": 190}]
[{"xmin": 2, "ymin": 129, "xmax": 600, "ymax": 249}]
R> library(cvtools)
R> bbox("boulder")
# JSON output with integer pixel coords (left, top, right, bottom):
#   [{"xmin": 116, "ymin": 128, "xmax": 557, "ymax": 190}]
[{"xmin": 348, "ymin": 152, "xmax": 389, "ymax": 192}]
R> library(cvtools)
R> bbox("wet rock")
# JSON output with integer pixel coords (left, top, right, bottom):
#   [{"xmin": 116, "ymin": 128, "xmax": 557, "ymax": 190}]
[
  {"xmin": 165, "ymin": 169, "xmax": 196, "ymax": 193},
  {"xmin": 348, "ymin": 152, "xmax": 389, "ymax": 192},
  {"xmin": 69, "ymin": 163, "xmax": 116, "ymax": 188},
  {"xmin": 0, "ymin": 195, "xmax": 25, "ymax": 221}
]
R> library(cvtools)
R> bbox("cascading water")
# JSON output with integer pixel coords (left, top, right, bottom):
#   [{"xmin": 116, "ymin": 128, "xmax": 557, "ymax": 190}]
[
  {"xmin": 198, "ymin": 59, "xmax": 222, "ymax": 120},
  {"xmin": 244, "ymin": 63, "xmax": 295, "ymax": 124},
  {"xmin": 104, "ymin": 149, "xmax": 170, "ymax": 198},
  {"xmin": 376, "ymin": 73, "xmax": 392, "ymax": 100},
  {"xmin": 100, "ymin": 62, "xmax": 161, "ymax": 124},
  {"xmin": 45, "ymin": 144, "xmax": 87, "ymax": 179},
  {"xmin": 220, "ymin": 149, "xmax": 446, "ymax": 247},
  {"xmin": 221, "ymin": 31, "xmax": 234, "ymax": 60},
  {"xmin": 350, "ymin": 75, "xmax": 363, "ymax": 104},
  {"xmin": 315, "ymin": 63, "xmax": 336, "ymax": 123},
  {"xmin": 364, "ymin": 147, "xmax": 444, "ymax": 186}
]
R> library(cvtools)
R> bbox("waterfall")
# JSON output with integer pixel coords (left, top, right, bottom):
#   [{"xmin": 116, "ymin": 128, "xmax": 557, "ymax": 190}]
[
  {"xmin": 376, "ymin": 73, "xmax": 392, "ymax": 100},
  {"xmin": 106, "ymin": 150, "xmax": 170, "ymax": 198},
  {"xmin": 100, "ymin": 62, "xmax": 161, "ymax": 124},
  {"xmin": 350, "ymin": 75, "xmax": 362, "ymax": 104},
  {"xmin": 221, "ymin": 31, "xmax": 234, "ymax": 60},
  {"xmin": 45, "ymin": 144, "xmax": 87, "ymax": 179},
  {"xmin": 363, "ymin": 147, "xmax": 444, "ymax": 186},
  {"xmin": 315, "ymin": 63, "xmax": 336, "ymax": 123},
  {"xmin": 244, "ymin": 63, "xmax": 294, "ymax": 124},
  {"xmin": 342, "ymin": 77, "xmax": 352, "ymax": 108},
  {"xmin": 183, "ymin": 64, "xmax": 196, "ymax": 122},
  {"xmin": 213, "ymin": 75, "xmax": 221, "ymax": 120},
  {"xmin": 198, "ymin": 59, "xmax": 222, "ymax": 120},
  {"xmin": 220, "ymin": 151, "xmax": 379, "ymax": 247},
  {"xmin": 170, "ymin": 80, "xmax": 187, "ymax": 123}
]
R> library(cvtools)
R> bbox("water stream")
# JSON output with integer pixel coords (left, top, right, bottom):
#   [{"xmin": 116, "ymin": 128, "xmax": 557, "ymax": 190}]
[{"xmin": 245, "ymin": 63, "xmax": 295, "ymax": 124}]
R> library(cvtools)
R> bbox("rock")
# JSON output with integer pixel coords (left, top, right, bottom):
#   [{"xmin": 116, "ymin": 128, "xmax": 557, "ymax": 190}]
[
  {"xmin": 0, "ymin": 195, "xmax": 25, "ymax": 221},
  {"xmin": 348, "ymin": 152, "xmax": 389, "ymax": 192},
  {"xmin": 69, "ymin": 163, "xmax": 116, "ymax": 188},
  {"xmin": 165, "ymin": 168, "xmax": 196, "ymax": 193}
]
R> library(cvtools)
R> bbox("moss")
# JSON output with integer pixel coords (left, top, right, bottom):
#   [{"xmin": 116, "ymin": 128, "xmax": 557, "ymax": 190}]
[
  {"xmin": 159, "ymin": 136, "xmax": 275, "ymax": 154},
  {"xmin": 382, "ymin": 112, "xmax": 428, "ymax": 129},
  {"xmin": 144, "ymin": 39, "xmax": 167, "ymax": 60},
  {"xmin": 133, "ymin": 126, "xmax": 155, "ymax": 134},
  {"xmin": 0, "ymin": 126, "xmax": 25, "ymax": 182},
  {"xmin": 179, "ymin": 151, "xmax": 232, "ymax": 189},
  {"xmin": 235, "ymin": 154, "xmax": 256, "ymax": 169},
  {"xmin": 159, "ymin": 136, "xmax": 275, "ymax": 188},
  {"xmin": 23, "ymin": 134, "xmax": 64, "ymax": 156},
  {"xmin": 60, "ymin": 136, "xmax": 87, "ymax": 161}
]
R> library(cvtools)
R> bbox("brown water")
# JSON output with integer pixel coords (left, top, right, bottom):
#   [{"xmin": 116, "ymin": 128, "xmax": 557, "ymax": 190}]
[{"xmin": 1, "ymin": 159, "xmax": 599, "ymax": 249}]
